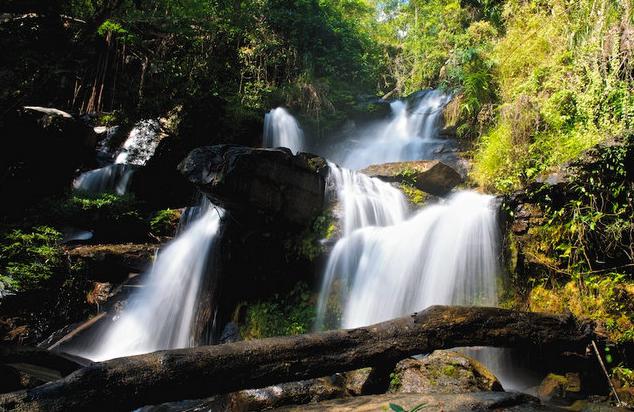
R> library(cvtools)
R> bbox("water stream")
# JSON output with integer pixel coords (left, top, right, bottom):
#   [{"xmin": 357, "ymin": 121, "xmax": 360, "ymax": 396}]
[
  {"xmin": 263, "ymin": 107, "xmax": 305, "ymax": 154},
  {"xmin": 75, "ymin": 199, "xmax": 223, "ymax": 361},
  {"xmin": 73, "ymin": 119, "xmax": 162, "ymax": 195}
]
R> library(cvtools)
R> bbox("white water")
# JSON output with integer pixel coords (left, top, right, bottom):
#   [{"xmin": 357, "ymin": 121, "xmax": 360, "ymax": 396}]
[
  {"xmin": 263, "ymin": 107, "xmax": 305, "ymax": 154},
  {"xmin": 115, "ymin": 119, "xmax": 162, "ymax": 165},
  {"xmin": 72, "ymin": 163, "xmax": 135, "ymax": 195},
  {"xmin": 75, "ymin": 200, "xmax": 223, "ymax": 361},
  {"xmin": 316, "ymin": 189, "xmax": 499, "ymax": 329},
  {"xmin": 335, "ymin": 90, "xmax": 451, "ymax": 170},
  {"xmin": 73, "ymin": 120, "xmax": 161, "ymax": 194},
  {"xmin": 314, "ymin": 91, "xmax": 522, "ymax": 386}
]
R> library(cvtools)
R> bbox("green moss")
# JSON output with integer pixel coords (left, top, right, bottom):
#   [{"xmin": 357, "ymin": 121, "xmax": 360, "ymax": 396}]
[
  {"xmin": 0, "ymin": 226, "xmax": 64, "ymax": 292},
  {"xmin": 397, "ymin": 167, "xmax": 419, "ymax": 186},
  {"xmin": 389, "ymin": 372, "xmax": 402, "ymax": 391},
  {"xmin": 442, "ymin": 365, "xmax": 459, "ymax": 378},
  {"xmin": 241, "ymin": 282, "xmax": 316, "ymax": 340},
  {"xmin": 150, "ymin": 209, "xmax": 181, "ymax": 237},
  {"xmin": 49, "ymin": 192, "xmax": 146, "ymax": 232},
  {"xmin": 399, "ymin": 183, "xmax": 427, "ymax": 206}
]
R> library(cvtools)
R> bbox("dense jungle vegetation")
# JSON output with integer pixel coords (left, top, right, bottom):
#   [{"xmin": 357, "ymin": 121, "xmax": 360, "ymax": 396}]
[{"xmin": 1, "ymin": 0, "xmax": 633, "ymax": 406}]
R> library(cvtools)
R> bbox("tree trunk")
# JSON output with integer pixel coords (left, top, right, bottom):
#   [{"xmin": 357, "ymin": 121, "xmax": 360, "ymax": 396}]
[{"xmin": 0, "ymin": 305, "xmax": 594, "ymax": 412}]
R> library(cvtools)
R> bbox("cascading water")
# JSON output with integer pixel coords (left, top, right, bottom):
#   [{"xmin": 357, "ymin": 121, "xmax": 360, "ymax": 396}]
[
  {"xmin": 73, "ymin": 199, "xmax": 223, "ymax": 361},
  {"xmin": 316, "ymin": 189, "xmax": 499, "ymax": 329},
  {"xmin": 114, "ymin": 119, "xmax": 161, "ymax": 165},
  {"xmin": 72, "ymin": 163, "xmax": 135, "ymax": 195},
  {"xmin": 326, "ymin": 90, "xmax": 452, "ymax": 170},
  {"xmin": 263, "ymin": 107, "xmax": 305, "ymax": 154},
  {"xmin": 316, "ymin": 167, "xmax": 515, "ymax": 384},
  {"xmin": 73, "ymin": 119, "xmax": 162, "ymax": 195},
  {"xmin": 312, "ymin": 89, "xmax": 527, "ymax": 387}
]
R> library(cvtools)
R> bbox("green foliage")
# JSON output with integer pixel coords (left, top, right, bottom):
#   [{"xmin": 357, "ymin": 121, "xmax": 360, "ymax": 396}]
[
  {"xmin": 472, "ymin": 0, "xmax": 633, "ymax": 192},
  {"xmin": 241, "ymin": 282, "xmax": 316, "ymax": 339},
  {"xmin": 0, "ymin": 226, "xmax": 64, "ymax": 293},
  {"xmin": 399, "ymin": 184, "xmax": 427, "ymax": 205},
  {"xmin": 150, "ymin": 209, "xmax": 181, "ymax": 238},
  {"xmin": 97, "ymin": 19, "xmax": 135, "ymax": 43},
  {"xmin": 389, "ymin": 371, "xmax": 402, "ymax": 390},
  {"xmin": 285, "ymin": 211, "xmax": 335, "ymax": 261},
  {"xmin": 389, "ymin": 402, "xmax": 428, "ymax": 412},
  {"xmin": 522, "ymin": 140, "xmax": 634, "ymax": 344},
  {"xmin": 53, "ymin": 192, "xmax": 141, "ymax": 221}
]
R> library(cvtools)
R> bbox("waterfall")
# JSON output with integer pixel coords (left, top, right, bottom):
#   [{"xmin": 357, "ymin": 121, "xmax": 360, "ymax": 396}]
[
  {"xmin": 74, "ymin": 200, "xmax": 223, "ymax": 361},
  {"xmin": 263, "ymin": 107, "xmax": 305, "ymax": 154},
  {"xmin": 73, "ymin": 119, "xmax": 161, "ymax": 195},
  {"xmin": 72, "ymin": 163, "xmax": 135, "ymax": 195},
  {"xmin": 317, "ymin": 188, "xmax": 499, "ymax": 329},
  {"xmin": 336, "ymin": 90, "xmax": 451, "ymax": 170},
  {"xmin": 114, "ymin": 119, "xmax": 161, "ymax": 165}
]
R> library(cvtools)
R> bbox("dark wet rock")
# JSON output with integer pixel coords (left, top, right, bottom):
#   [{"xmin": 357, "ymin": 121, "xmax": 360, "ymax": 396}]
[
  {"xmin": 219, "ymin": 322, "xmax": 241, "ymax": 344},
  {"xmin": 0, "ymin": 106, "xmax": 95, "ymax": 216},
  {"xmin": 273, "ymin": 391, "xmax": 554, "ymax": 411},
  {"xmin": 66, "ymin": 243, "xmax": 156, "ymax": 282},
  {"xmin": 361, "ymin": 160, "xmax": 462, "ymax": 196},
  {"xmin": 344, "ymin": 365, "xmax": 395, "ymax": 396},
  {"xmin": 345, "ymin": 368, "xmax": 374, "ymax": 396},
  {"xmin": 388, "ymin": 351, "xmax": 503, "ymax": 394},
  {"xmin": 179, "ymin": 145, "xmax": 326, "ymax": 226},
  {"xmin": 536, "ymin": 372, "xmax": 582, "ymax": 404}
]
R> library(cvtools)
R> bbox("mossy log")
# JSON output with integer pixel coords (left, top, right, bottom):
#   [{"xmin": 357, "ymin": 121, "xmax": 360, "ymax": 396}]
[{"xmin": 0, "ymin": 305, "xmax": 594, "ymax": 412}]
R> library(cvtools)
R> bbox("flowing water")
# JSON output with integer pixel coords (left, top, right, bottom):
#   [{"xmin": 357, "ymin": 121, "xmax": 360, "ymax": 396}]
[
  {"xmin": 316, "ymin": 189, "xmax": 499, "ymax": 329},
  {"xmin": 263, "ymin": 107, "xmax": 305, "ymax": 154},
  {"xmin": 311, "ymin": 91, "xmax": 526, "ymax": 387},
  {"xmin": 72, "ymin": 163, "xmax": 135, "ymax": 195},
  {"xmin": 73, "ymin": 120, "xmax": 162, "ymax": 194},
  {"xmin": 74, "ymin": 200, "xmax": 223, "ymax": 361},
  {"xmin": 114, "ymin": 119, "xmax": 162, "ymax": 165},
  {"xmin": 322, "ymin": 90, "xmax": 452, "ymax": 170}
]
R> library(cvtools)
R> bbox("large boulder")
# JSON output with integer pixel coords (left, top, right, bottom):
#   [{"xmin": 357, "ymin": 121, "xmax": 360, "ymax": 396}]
[
  {"xmin": 179, "ymin": 145, "xmax": 327, "ymax": 226},
  {"xmin": 0, "ymin": 106, "xmax": 95, "ymax": 216},
  {"xmin": 388, "ymin": 351, "xmax": 503, "ymax": 394},
  {"xmin": 361, "ymin": 160, "xmax": 462, "ymax": 196},
  {"xmin": 130, "ymin": 96, "xmax": 263, "ymax": 210}
]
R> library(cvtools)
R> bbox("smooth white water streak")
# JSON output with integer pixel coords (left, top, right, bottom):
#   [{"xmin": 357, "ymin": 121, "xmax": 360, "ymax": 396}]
[
  {"xmin": 76, "ymin": 200, "xmax": 223, "ymax": 361},
  {"xmin": 263, "ymin": 107, "xmax": 305, "ymax": 154},
  {"xmin": 316, "ymin": 188, "xmax": 499, "ymax": 329}
]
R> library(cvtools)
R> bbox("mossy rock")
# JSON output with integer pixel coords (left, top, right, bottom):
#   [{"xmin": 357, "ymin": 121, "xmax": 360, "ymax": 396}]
[{"xmin": 388, "ymin": 350, "xmax": 503, "ymax": 394}]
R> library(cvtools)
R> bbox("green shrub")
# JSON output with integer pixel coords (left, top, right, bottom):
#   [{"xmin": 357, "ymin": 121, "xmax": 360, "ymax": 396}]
[
  {"xmin": 241, "ymin": 282, "xmax": 316, "ymax": 339},
  {"xmin": 150, "ymin": 209, "xmax": 181, "ymax": 237},
  {"xmin": 52, "ymin": 192, "xmax": 144, "ymax": 228},
  {"xmin": 285, "ymin": 211, "xmax": 335, "ymax": 261},
  {"xmin": 0, "ymin": 226, "xmax": 64, "ymax": 292}
]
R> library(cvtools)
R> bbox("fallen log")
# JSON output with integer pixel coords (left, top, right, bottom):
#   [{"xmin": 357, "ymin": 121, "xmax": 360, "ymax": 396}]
[{"xmin": 0, "ymin": 305, "xmax": 594, "ymax": 412}]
